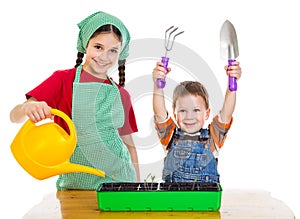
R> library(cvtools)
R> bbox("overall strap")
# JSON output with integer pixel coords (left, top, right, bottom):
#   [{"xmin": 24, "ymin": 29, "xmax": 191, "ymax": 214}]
[
  {"xmin": 167, "ymin": 128, "xmax": 210, "ymax": 150},
  {"xmin": 173, "ymin": 128, "xmax": 210, "ymax": 141}
]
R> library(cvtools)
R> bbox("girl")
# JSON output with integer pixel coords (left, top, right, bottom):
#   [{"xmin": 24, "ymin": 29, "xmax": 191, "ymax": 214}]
[{"xmin": 10, "ymin": 11, "xmax": 140, "ymax": 190}]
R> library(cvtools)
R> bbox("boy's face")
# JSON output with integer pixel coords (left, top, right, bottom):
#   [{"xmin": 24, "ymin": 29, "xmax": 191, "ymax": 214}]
[{"xmin": 174, "ymin": 94, "xmax": 210, "ymax": 134}]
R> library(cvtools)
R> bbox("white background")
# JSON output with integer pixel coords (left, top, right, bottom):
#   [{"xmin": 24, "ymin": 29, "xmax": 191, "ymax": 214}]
[{"xmin": 1, "ymin": 0, "xmax": 299, "ymax": 218}]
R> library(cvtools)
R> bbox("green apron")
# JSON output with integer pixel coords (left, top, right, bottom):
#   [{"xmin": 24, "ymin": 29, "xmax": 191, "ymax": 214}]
[{"xmin": 56, "ymin": 65, "xmax": 136, "ymax": 190}]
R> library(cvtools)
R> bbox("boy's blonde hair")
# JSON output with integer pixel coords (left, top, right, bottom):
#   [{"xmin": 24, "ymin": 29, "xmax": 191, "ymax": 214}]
[{"xmin": 172, "ymin": 81, "xmax": 209, "ymax": 110}]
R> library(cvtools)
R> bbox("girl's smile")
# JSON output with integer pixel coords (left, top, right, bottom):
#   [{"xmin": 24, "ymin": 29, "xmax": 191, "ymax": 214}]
[{"xmin": 93, "ymin": 60, "xmax": 110, "ymax": 68}]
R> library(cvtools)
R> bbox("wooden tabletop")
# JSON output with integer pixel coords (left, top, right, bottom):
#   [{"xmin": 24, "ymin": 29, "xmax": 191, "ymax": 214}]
[{"xmin": 23, "ymin": 189, "xmax": 295, "ymax": 219}]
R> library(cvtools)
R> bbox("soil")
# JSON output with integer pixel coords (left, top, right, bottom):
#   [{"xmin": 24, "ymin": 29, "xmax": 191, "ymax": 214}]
[
  {"xmin": 99, "ymin": 182, "xmax": 159, "ymax": 192},
  {"xmin": 159, "ymin": 182, "xmax": 220, "ymax": 191}
]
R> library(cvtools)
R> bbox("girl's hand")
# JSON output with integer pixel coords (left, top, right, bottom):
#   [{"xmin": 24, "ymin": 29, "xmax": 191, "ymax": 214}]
[
  {"xmin": 224, "ymin": 61, "xmax": 242, "ymax": 80},
  {"xmin": 152, "ymin": 61, "xmax": 171, "ymax": 84},
  {"xmin": 22, "ymin": 100, "xmax": 53, "ymax": 123}
]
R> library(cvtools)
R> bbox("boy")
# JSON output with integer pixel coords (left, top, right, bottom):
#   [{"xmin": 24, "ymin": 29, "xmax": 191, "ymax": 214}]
[{"xmin": 152, "ymin": 61, "xmax": 242, "ymax": 182}]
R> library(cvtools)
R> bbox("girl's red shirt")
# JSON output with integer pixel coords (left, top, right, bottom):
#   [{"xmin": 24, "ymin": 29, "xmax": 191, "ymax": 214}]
[{"xmin": 26, "ymin": 68, "xmax": 138, "ymax": 135}]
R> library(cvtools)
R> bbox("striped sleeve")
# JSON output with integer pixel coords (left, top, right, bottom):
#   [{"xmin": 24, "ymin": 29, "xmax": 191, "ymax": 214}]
[
  {"xmin": 209, "ymin": 115, "xmax": 233, "ymax": 152},
  {"xmin": 154, "ymin": 116, "xmax": 176, "ymax": 147}
]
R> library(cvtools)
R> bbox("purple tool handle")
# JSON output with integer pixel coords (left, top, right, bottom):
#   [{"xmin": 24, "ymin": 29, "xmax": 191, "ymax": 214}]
[
  {"xmin": 228, "ymin": 59, "xmax": 237, "ymax": 91},
  {"xmin": 156, "ymin": 57, "xmax": 169, "ymax": 88}
]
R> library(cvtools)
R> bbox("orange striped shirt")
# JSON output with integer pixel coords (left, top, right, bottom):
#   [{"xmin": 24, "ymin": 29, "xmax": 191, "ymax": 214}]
[{"xmin": 154, "ymin": 115, "xmax": 233, "ymax": 152}]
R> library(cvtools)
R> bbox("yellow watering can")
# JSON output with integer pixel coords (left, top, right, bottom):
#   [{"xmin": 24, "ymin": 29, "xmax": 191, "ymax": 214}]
[{"xmin": 10, "ymin": 108, "xmax": 105, "ymax": 180}]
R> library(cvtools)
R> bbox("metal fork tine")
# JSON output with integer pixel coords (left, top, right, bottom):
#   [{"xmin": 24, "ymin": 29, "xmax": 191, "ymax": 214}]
[
  {"xmin": 164, "ymin": 26, "xmax": 174, "ymax": 43},
  {"xmin": 165, "ymin": 26, "xmax": 174, "ymax": 33},
  {"xmin": 165, "ymin": 27, "xmax": 178, "ymax": 51},
  {"xmin": 171, "ymin": 30, "xmax": 184, "ymax": 45},
  {"xmin": 166, "ymin": 27, "xmax": 179, "ymax": 50},
  {"xmin": 165, "ymin": 26, "xmax": 175, "ymax": 51},
  {"xmin": 164, "ymin": 26, "xmax": 184, "ymax": 54},
  {"xmin": 169, "ymin": 27, "xmax": 179, "ymax": 35}
]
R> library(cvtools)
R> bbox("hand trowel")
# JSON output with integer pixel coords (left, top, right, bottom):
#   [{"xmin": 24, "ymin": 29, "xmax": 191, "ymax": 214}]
[{"xmin": 220, "ymin": 20, "xmax": 239, "ymax": 91}]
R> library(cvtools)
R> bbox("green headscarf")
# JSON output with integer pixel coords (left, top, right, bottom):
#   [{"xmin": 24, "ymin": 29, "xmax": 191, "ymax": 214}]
[{"xmin": 76, "ymin": 11, "xmax": 130, "ymax": 60}]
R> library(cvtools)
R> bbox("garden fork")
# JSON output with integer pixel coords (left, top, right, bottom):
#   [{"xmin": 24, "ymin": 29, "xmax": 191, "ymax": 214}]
[{"xmin": 157, "ymin": 26, "xmax": 184, "ymax": 88}]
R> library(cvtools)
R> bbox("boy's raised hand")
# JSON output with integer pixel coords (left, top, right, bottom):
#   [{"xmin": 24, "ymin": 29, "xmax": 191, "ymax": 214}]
[
  {"xmin": 152, "ymin": 61, "xmax": 171, "ymax": 84},
  {"xmin": 225, "ymin": 61, "xmax": 242, "ymax": 81}
]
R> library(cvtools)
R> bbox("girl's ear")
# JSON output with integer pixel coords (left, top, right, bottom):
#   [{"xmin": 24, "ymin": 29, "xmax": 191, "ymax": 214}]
[{"xmin": 205, "ymin": 108, "xmax": 211, "ymax": 120}]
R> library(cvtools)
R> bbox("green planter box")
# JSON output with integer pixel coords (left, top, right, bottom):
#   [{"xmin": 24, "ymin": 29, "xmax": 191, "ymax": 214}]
[{"xmin": 97, "ymin": 182, "xmax": 222, "ymax": 211}]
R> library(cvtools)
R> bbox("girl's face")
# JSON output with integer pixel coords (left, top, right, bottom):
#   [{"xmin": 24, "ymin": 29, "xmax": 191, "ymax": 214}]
[
  {"xmin": 174, "ymin": 94, "xmax": 210, "ymax": 134},
  {"xmin": 83, "ymin": 32, "xmax": 121, "ymax": 78}
]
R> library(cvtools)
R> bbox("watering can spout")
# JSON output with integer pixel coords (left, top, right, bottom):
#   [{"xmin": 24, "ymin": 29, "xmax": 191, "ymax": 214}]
[
  {"xmin": 27, "ymin": 162, "xmax": 106, "ymax": 180},
  {"xmin": 10, "ymin": 108, "xmax": 106, "ymax": 180},
  {"xmin": 41, "ymin": 162, "xmax": 106, "ymax": 180}
]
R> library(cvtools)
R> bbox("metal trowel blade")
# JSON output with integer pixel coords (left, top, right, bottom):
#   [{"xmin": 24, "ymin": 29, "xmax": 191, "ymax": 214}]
[{"xmin": 220, "ymin": 20, "xmax": 239, "ymax": 60}]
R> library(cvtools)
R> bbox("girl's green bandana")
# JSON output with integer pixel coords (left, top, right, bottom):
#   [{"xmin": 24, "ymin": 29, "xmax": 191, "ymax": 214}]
[{"xmin": 76, "ymin": 11, "xmax": 130, "ymax": 60}]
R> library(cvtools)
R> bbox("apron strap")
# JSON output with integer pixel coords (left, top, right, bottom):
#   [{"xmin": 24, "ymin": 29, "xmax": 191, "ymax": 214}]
[{"xmin": 75, "ymin": 65, "xmax": 82, "ymax": 83}]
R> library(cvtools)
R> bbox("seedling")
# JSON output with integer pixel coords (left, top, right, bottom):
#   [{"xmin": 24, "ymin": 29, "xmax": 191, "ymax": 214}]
[
  {"xmin": 192, "ymin": 178, "xmax": 197, "ymax": 190},
  {"xmin": 111, "ymin": 174, "xmax": 116, "ymax": 189},
  {"xmin": 143, "ymin": 173, "xmax": 156, "ymax": 191}
]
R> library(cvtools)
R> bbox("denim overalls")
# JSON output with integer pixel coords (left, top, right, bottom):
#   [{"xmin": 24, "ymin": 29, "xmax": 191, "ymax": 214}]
[{"xmin": 162, "ymin": 128, "xmax": 219, "ymax": 183}]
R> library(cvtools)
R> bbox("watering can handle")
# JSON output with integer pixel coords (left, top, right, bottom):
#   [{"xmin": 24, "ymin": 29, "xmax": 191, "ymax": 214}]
[
  {"xmin": 228, "ymin": 59, "xmax": 237, "ymax": 91},
  {"xmin": 50, "ymin": 108, "xmax": 76, "ymax": 141},
  {"xmin": 156, "ymin": 56, "xmax": 169, "ymax": 88}
]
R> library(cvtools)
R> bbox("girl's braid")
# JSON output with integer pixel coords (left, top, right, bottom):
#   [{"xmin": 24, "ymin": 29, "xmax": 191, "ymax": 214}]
[
  {"xmin": 118, "ymin": 59, "xmax": 126, "ymax": 87},
  {"xmin": 74, "ymin": 52, "xmax": 84, "ymax": 68}
]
